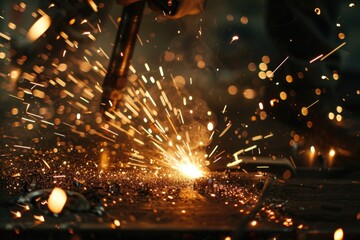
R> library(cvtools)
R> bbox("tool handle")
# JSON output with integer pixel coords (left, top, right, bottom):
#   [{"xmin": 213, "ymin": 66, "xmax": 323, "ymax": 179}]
[{"xmin": 101, "ymin": 1, "xmax": 145, "ymax": 112}]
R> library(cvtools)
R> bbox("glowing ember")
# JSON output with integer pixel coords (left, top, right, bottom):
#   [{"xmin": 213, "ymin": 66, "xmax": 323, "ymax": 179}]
[
  {"xmin": 178, "ymin": 163, "xmax": 203, "ymax": 179},
  {"xmin": 47, "ymin": 187, "xmax": 67, "ymax": 214}
]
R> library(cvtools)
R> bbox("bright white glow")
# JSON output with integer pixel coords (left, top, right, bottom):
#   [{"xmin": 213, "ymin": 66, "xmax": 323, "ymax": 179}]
[
  {"xmin": 48, "ymin": 187, "xmax": 67, "ymax": 214},
  {"xmin": 310, "ymin": 146, "xmax": 315, "ymax": 154},
  {"xmin": 329, "ymin": 149, "xmax": 336, "ymax": 157},
  {"xmin": 207, "ymin": 122, "xmax": 214, "ymax": 131},
  {"xmin": 178, "ymin": 163, "xmax": 203, "ymax": 179}
]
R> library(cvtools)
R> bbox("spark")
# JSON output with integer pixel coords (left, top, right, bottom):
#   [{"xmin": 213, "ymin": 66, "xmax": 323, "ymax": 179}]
[
  {"xmin": 334, "ymin": 228, "xmax": 344, "ymax": 240},
  {"xmin": 213, "ymin": 156, "xmax": 222, "ymax": 163},
  {"xmin": 320, "ymin": 42, "xmax": 346, "ymax": 61},
  {"xmin": 0, "ymin": 32, "xmax": 11, "ymax": 41},
  {"xmin": 209, "ymin": 131, "xmax": 215, "ymax": 141},
  {"xmin": 129, "ymin": 65, "xmax": 136, "ymax": 74},
  {"xmin": 30, "ymin": 82, "xmax": 45, "ymax": 89},
  {"xmin": 145, "ymin": 63, "xmax": 150, "ymax": 71},
  {"xmin": 233, "ymin": 148, "xmax": 244, "ymax": 161},
  {"xmin": 329, "ymin": 149, "xmax": 336, "ymax": 157},
  {"xmin": 314, "ymin": 8, "xmax": 321, "ymax": 15},
  {"xmin": 214, "ymin": 150, "xmax": 225, "ymax": 160},
  {"xmin": 166, "ymin": 115, "xmax": 179, "ymax": 136},
  {"xmin": 218, "ymin": 121, "xmax": 232, "ymax": 137},
  {"xmin": 252, "ymin": 135, "xmax": 263, "ymax": 141},
  {"xmin": 101, "ymin": 126, "xmax": 119, "ymax": 136},
  {"xmin": 55, "ymin": 77, "xmax": 66, "ymax": 87},
  {"xmin": 230, "ymin": 35, "xmax": 239, "ymax": 44},
  {"xmin": 227, "ymin": 158, "xmax": 242, "ymax": 167},
  {"xmin": 62, "ymin": 122, "xmax": 76, "ymax": 128},
  {"xmin": 133, "ymin": 138, "xmax": 145, "ymax": 145},
  {"xmin": 108, "ymin": 15, "xmax": 117, "ymax": 28},
  {"xmin": 259, "ymin": 102, "xmax": 264, "ymax": 110},
  {"xmin": 11, "ymin": 211, "xmax": 22, "ymax": 218},
  {"xmin": 33, "ymin": 215, "xmax": 45, "ymax": 222},
  {"xmin": 53, "ymin": 175, "xmax": 66, "ymax": 178},
  {"xmin": 127, "ymin": 162, "xmax": 148, "ymax": 168},
  {"xmin": 309, "ymin": 54, "xmax": 323, "ymax": 63},
  {"xmin": 269, "ymin": 56, "xmax": 289, "ymax": 78},
  {"xmin": 264, "ymin": 132, "xmax": 274, "ymax": 139},
  {"xmin": 42, "ymin": 159, "xmax": 51, "ymax": 170},
  {"xmin": 114, "ymin": 219, "xmax": 121, "ymax": 227},
  {"xmin": 310, "ymin": 146, "xmax": 316, "ymax": 154},
  {"xmin": 129, "ymin": 157, "xmax": 145, "ymax": 164},
  {"xmin": 137, "ymin": 34, "xmax": 143, "ymax": 46},
  {"xmin": 80, "ymin": 96, "xmax": 90, "ymax": 103},
  {"xmin": 321, "ymin": 75, "xmax": 329, "ymax": 80},
  {"xmin": 41, "ymin": 120, "xmax": 54, "ymax": 125},
  {"xmin": 178, "ymin": 109, "xmax": 185, "ymax": 124},
  {"xmin": 113, "ymin": 110, "xmax": 131, "ymax": 124},
  {"xmin": 207, "ymin": 122, "xmax": 214, "ymax": 131},
  {"xmin": 21, "ymin": 117, "xmax": 36, "ymax": 123},
  {"xmin": 256, "ymin": 165, "xmax": 269, "ymax": 169},
  {"xmin": 8, "ymin": 94, "xmax": 24, "ymax": 101},
  {"xmin": 87, "ymin": 0, "xmax": 98, "ymax": 12},
  {"xmin": 98, "ymin": 47, "xmax": 109, "ymax": 59},
  {"xmin": 198, "ymin": 25, "xmax": 202, "ymax": 36},
  {"xmin": 27, "ymin": 14, "xmax": 51, "ymax": 42},
  {"xmin": 244, "ymin": 145, "xmax": 257, "ymax": 152},
  {"xmin": 208, "ymin": 145, "xmax": 218, "ymax": 158},
  {"xmin": 159, "ymin": 66, "xmax": 164, "ymax": 77},
  {"xmin": 306, "ymin": 99, "xmax": 319, "ymax": 109},
  {"xmin": 13, "ymin": 145, "xmax": 32, "ymax": 150}
]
